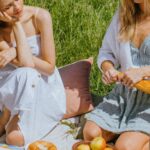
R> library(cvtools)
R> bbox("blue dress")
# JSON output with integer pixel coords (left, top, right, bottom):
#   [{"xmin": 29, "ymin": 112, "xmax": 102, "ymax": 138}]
[{"xmin": 85, "ymin": 37, "xmax": 150, "ymax": 135}]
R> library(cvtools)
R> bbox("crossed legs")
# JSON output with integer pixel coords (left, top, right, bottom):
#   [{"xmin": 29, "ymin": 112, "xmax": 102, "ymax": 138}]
[
  {"xmin": 6, "ymin": 115, "xmax": 24, "ymax": 147},
  {"xmin": 83, "ymin": 120, "xmax": 150, "ymax": 150}
]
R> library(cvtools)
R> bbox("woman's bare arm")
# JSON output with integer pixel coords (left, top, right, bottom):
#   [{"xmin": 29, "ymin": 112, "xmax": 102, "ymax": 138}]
[
  {"xmin": 101, "ymin": 60, "xmax": 115, "ymax": 73},
  {"xmin": 0, "ymin": 8, "xmax": 56, "ymax": 75},
  {"xmin": 0, "ymin": 36, "xmax": 18, "ymax": 68},
  {"xmin": 12, "ymin": 8, "xmax": 56, "ymax": 75},
  {"xmin": 32, "ymin": 8, "xmax": 55, "ymax": 76},
  {"xmin": 13, "ymin": 22, "xmax": 34, "ymax": 67}
]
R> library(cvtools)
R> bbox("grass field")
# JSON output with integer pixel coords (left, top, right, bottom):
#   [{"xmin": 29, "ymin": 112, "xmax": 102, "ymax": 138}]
[{"xmin": 25, "ymin": 0, "xmax": 119, "ymax": 96}]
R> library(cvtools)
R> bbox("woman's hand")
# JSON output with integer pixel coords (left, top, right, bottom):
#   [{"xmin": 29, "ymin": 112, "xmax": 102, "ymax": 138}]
[
  {"xmin": 0, "ymin": 49, "xmax": 16, "ymax": 68},
  {"xmin": 102, "ymin": 68, "xmax": 120, "ymax": 85},
  {"xmin": 121, "ymin": 68, "xmax": 144, "ymax": 88},
  {"xmin": 0, "ymin": 11, "xmax": 17, "ymax": 23},
  {"xmin": 11, "ymin": 59, "xmax": 22, "ymax": 67}
]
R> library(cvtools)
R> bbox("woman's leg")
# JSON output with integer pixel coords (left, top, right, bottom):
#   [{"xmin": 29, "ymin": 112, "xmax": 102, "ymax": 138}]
[
  {"xmin": 6, "ymin": 115, "xmax": 24, "ymax": 147},
  {"xmin": 142, "ymin": 140, "xmax": 150, "ymax": 150},
  {"xmin": 115, "ymin": 131, "xmax": 149, "ymax": 150},
  {"xmin": 1, "ymin": 68, "xmax": 41, "ymax": 146},
  {"xmin": 83, "ymin": 120, "xmax": 117, "ymax": 142},
  {"xmin": 83, "ymin": 120, "xmax": 102, "ymax": 140},
  {"xmin": 0, "ymin": 107, "xmax": 10, "ymax": 136}
]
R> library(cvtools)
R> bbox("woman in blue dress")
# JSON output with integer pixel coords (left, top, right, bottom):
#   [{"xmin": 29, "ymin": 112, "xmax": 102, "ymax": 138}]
[{"xmin": 83, "ymin": 0, "xmax": 150, "ymax": 150}]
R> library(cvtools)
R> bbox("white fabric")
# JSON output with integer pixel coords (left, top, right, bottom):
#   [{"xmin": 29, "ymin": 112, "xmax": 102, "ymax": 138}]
[
  {"xmin": 0, "ymin": 117, "xmax": 81, "ymax": 150},
  {"xmin": 97, "ymin": 10, "xmax": 137, "ymax": 72},
  {"xmin": 0, "ymin": 35, "xmax": 66, "ymax": 146},
  {"xmin": 25, "ymin": 117, "xmax": 81, "ymax": 150}
]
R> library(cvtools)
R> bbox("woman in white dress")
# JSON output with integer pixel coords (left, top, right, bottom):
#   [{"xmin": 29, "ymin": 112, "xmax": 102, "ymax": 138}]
[{"xmin": 0, "ymin": 0, "xmax": 66, "ymax": 147}]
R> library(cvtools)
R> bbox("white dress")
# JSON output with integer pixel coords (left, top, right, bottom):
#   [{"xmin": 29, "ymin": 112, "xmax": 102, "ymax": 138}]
[{"xmin": 0, "ymin": 35, "xmax": 66, "ymax": 146}]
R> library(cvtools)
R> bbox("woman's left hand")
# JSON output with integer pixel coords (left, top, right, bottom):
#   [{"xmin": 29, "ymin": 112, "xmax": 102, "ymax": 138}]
[{"xmin": 121, "ymin": 68, "xmax": 144, "ymax": 88}]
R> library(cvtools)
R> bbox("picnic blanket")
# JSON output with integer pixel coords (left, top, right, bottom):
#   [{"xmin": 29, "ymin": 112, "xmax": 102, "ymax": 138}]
[
  {"xmin": 0, "ymin": 117, "xmax": 83, "ymax": 150},
  {"xmin": 0, "ymin": 95, "xmax": 101, "ymax": 150}
]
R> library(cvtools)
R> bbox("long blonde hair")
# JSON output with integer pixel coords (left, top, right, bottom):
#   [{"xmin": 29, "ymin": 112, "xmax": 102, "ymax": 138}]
[{"xmin": 119, "ymin": 0, "xmax": 150, "ymax": 41}]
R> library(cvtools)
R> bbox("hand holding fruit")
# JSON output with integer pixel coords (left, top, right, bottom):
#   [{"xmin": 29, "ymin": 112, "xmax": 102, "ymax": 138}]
[
  {"xmin": 102, "ymin": 68, "xmax": 120, "ymax": 85},
  {"xmin": 117, "ymin": 71, "xmax": 150, "ymax": 94},
  {"xmin": 120, "ymin": 68, "xmax": 144, "ymax": 88}
]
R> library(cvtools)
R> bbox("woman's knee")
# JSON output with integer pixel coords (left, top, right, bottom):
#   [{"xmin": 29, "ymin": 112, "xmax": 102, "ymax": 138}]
[
  {"xmin": 142, "ymin": 141, "xmax": 150, "ymax": 150},
  {"xmin": 115, "ymin": 140, "xmax": 131, "ymax": 150},
  {"xmin": 83, "ymin": 120, "xmax": 102, "ymax": 141},
  {"xmin": 6, "ymin": 130, "xmax": 24, "ymax": 147},
  {"xmin": 115, "ymin": 132, "xmax": 149, "ymax": 150}
]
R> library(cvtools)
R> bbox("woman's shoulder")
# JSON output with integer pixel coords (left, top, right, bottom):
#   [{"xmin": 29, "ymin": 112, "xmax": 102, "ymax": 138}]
[
  {"xmin": 111, "ymin": 9, "xmax": 119, "ymax": 24},
  {"xmin": 24, "ymin": 6, "xmax": 39, "ymax": 17},
  {"xmin": 106, "ymin": 9, "xmax": 120, "ymax": 32},
  {"xmin": 31, "ymin": 6, "xmax": 52, "ymax": 31},
  {"xmin": 25, "ymin": 6, "xmax": 51, "ymax": 20}
]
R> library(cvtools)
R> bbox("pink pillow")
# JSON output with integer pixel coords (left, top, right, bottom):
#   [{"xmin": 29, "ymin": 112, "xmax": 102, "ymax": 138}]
[{"xmin": 59, "ymin": 57, "xmax": 94, "ymax": 119}]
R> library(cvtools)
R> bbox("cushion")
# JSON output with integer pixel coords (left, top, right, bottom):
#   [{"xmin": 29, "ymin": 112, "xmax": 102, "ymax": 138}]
[{"xmin": 59, "ymin": 57, "xmax": 94, "ymax": 119}]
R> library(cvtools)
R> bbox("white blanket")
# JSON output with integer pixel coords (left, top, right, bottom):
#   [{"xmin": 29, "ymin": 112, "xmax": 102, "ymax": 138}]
[{"xmin": 0, "ymin": 117, "xmax": 82, "ymax": 150}]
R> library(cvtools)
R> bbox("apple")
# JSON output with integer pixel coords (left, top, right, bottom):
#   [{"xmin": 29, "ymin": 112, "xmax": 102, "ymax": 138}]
[
  {"xmin": 77, "ymin": 144, "xmax": 91, "ymax": 150},
  {"xmin": 90, "ymin": 136, "xmax": 106, "ymax": 150}
]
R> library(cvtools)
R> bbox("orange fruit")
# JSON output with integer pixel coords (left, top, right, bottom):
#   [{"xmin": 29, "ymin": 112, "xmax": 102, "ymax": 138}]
[
  {"xmin": 104, "ymin": 148, "xmax": 113, "ymax": 150},
  {"xmin": 77, "ymin": 144, "xmax": 91, "ymax": 150},
  {"xmin": 28, "ymin": 140, "xmax": 57, "ymax": 150},
  {"xmin": 90, "ymin": 136, "xmax": 106, "ymax": 150}
]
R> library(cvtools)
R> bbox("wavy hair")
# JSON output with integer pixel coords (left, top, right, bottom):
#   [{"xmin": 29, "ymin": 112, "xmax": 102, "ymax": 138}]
[{"xmin": 119, "ymin": 0, "xmax": 150, "ymax": 41}]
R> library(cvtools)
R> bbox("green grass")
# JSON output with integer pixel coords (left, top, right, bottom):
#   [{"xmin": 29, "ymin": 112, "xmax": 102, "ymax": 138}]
[{"xmin": 25, "ymin": 0, "xmax": 119, "ymax": 96}]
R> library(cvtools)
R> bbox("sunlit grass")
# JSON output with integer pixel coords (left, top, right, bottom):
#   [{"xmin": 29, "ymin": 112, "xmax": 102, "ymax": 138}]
[{"xmin": 25, "ymin": 0, "xmax": 119, "ymax": 95}]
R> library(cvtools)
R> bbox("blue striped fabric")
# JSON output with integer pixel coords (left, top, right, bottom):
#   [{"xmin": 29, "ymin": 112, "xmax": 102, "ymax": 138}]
[{"xmin": 85, "ymin": 39, "xmax": 150, "ymax": 135}]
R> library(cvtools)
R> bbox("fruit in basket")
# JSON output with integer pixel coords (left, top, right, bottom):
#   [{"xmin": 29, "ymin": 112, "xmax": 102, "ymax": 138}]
[
  {"xmin": 90, "ymin": 136, "xmax": 106, "ymax": 150},
  {"xmin": 77, "ymin": 144, "xmax": 91, "ymax": 150},
  {"xmin": 28, "ymin": 140, "xmax": 57, "ymax": 150}
]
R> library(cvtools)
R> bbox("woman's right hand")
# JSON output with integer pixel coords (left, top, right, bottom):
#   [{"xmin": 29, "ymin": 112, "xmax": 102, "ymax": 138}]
[
  {"xmin": 0, "ymin": 11, "xmax": 17, "ymax": 23},
  {"xmin": 11, "ymin": 59, "xmax": 22, "ymax": 67},
  {"xmin": 0, "ymin": 49, "xmax": 16, "ymax": 68},
  {"xmin": 102, "ymin": 68, "xmax": 120, "ymax": 85}
]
